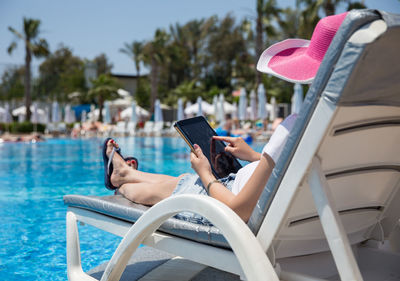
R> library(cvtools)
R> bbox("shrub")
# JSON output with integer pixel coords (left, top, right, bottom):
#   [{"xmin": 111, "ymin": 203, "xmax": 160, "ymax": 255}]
[{"xmin": 7, "ymin": 122, "xmax": 46, "ymax": 134}]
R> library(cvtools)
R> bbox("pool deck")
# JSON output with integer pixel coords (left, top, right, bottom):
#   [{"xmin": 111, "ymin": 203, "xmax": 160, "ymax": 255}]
[{"xmin": 87, "ymin": 246, "xmax": 240, "ymax": 280}]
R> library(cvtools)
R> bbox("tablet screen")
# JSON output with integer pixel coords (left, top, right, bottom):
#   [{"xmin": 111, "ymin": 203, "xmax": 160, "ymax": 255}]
[{"xmin": 175, "ymin": 116, "xmax": 242, "ymax": 178}]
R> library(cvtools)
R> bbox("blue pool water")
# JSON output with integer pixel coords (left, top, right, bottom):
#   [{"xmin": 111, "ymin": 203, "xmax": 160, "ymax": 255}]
[{"xmin": 0, "ymin": 137, "xmax": 264, "ymax": 280}]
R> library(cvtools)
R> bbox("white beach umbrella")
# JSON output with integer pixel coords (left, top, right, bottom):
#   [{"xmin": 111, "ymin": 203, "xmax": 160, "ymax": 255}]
[
  {"xmin": 117, "ymin": 88, "xmax": 130, "ymax": 97},
  {"xmin": 221, "ymin": 101, "xmax": 236, "ymax": 114},
  {"xmin": 109, "ymin": 98, "xmax": 132, "ymax": 109},
  {"xmin": 44, "ymin": 106, "xmax": 50, "ymax": 124},
  {"xmin": 90, "ymin": 104, "xmax": 96, "ymax": 121},
  {"xmin": 1, "ymin": 104, "xmax": 12, "ymax": 123},
  {"xmin": 238, "ymin": 88, "xmax": 247, "ymax": 121},
  {"xmin": 130, "ymin": 101, "xmax": 138, "ymax": 123},
  {"xmin": 185, "ymin": 101, "xmax": 193, "ymax": 118},
  {"xmin": 64, "ymin": 104, "xmax": 76, "ymax": 123},
  {"xmin": 249, "ymin": 90, "xmax": 257, "ymax": 121},
  {"xmin": 89, "ymin": 108, "xmax": 110, "ymax": 121},
  {"xmin": 154, "ymin": 99, "xmax": 163, "ymax": 122},
  {"xmin": 177, "ymin": 98, "xmax": 184, "ymax": 121},
  {"xmin": 291, "ymin": 83, "xmax": 304, "ymax": 114},
  {"xmin": 231, "ymin": 102, "xmax": 238, "ymax": 119},
  {"xmin": 196, "ymin": 96, "xmax": 203, "ymax": 116},
  {"xmin": 70, "ymin": 106, "xmax": 76, "ymax": 123},
  {"xmin": 81, "ymin": 110, "xmax": 87, "ymax": 123},
  {"xmin": 212, "ymin": 96, "xmax": 219, "ymax": 121},
  {"xmin": 257, "ymin": 84, "xmax": 268, "ymax": 120},
  {"xmin": 18, "ymin": 113, "xmax": 24, "ymax": 123},
  {"xmin": 5, "ymin": 104, "xmax": 11, "ymax": 123},
  {"xmin": 12, "ymin": 105, "xmax": 45, "ymax": 122},
  {"xmin": 104, "ymin": 101, "xmax": 112, "ymax": 124},
  {"xmin": 270, "ymin": 96, "xmax": 277, "ymax": 121},
  {"xmin": 0, "ymin": 107, "xmax": 5, "ymax": 121},
  {"xmin": 31, "ymin": 103, "xmax": 39, "ymax": 123},
  {"xmin": 184, "ymin": 99, "xmax": 214, "ymax": 116},
  {"xmin": 136, "ymin": 105, "xmax": 150, "ymax": 118},
  {"xmin": 88, "ymin": 109, "xmax": 97, "ymax": 120},
  {"xmin": 203, "ymin": 101, "xmax": 214, "ymax": 115},
  {"xmin": 218, "ymin": 93, "xmax": 226, "ymax": 125},
  {"xmin": 64, "ymin": 104, "xmax": 70, "ymax": 123},
  {"xmin": 52, "ymin": 101, "xmax": 60, "ymax": 123},
  {"xmin": 12, "ymin": 106, "xmax": 26, "ymax": 116},
  {"xmin": 10, "ymin": 105, "xmax": 24, "ymax": 122},
  {"xmin": 121, "ymin": 104, "xmax": 149, "ymax": 120}
]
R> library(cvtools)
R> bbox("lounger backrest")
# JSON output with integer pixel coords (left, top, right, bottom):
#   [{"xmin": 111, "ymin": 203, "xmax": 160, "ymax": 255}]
[{"xmin": 248, "ymin": 10, "xmax": 400, "ymax": 257}]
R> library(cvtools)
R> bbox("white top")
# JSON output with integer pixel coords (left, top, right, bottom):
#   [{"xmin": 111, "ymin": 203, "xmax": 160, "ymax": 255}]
[{"xmin": 231, "ymin": 114, "xmax": 298, "ymax": 195}]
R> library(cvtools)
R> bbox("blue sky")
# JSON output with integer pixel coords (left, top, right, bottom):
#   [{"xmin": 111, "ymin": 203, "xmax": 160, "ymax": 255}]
[{"xmin": 1, "ymin": 0, "xmax": 399, "ymax": 77}]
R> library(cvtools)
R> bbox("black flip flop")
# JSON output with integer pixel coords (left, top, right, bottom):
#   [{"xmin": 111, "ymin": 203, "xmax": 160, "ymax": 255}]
[
  {"xmin": 124, "ymin": 156, "xmax": 139, "ymax": 170},
  {"xmin": 102, "ymin": 138, "xmax": 122, "ymax": 190}
]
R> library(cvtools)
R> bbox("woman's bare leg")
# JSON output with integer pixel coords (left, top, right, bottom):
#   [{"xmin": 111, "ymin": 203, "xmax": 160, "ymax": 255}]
[
  {"xmin": 107, "ymin": 139, "xmax": 179, "ymax": 188},
  {"xmin": 118, "ymin": 175, "xmax": 185, "ymax": 205},
  {"xmin": 113, "ymin": 167, "xmax": 178, "ymax": 186}
]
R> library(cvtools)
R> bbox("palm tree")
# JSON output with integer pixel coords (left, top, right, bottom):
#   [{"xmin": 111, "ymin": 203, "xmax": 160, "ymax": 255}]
[
  {"xmin": 321, "ymin": 0, "xmax": 366, "ymax": 16},
  {"xmin": 168, "ymin": 23, "xmax": 191, "ymax": 85},
  {"xmin": 143, "ymin": 29, "xmax": 170, "ymax": 112},
  {"xmin": 278, "ymin": 7, "xmax": 301, "ymax": 38},
  {"xmin": 88, "ymin": 74, "xmax": 120, "ymax": 122},
  {"xmin": 296, "ymin": 0, "xmax": 321, "ymax": 38},
  {"xmin": 8, "ymin": 17, "xmax": 49, "ymax": 121},
  {"xmin": 184, "ymin": 19, "xmax": 212, "ymax": 79},
  {"xmin": 296, "ymin": 0, "xmax": 367, "ymax": 38},
  {"xmin": 255, "ymin": 0, "xmax": 281, "ymax": 87},
  {"xmin": 120, "ymin": 41, "xmax": 144, "ymax": 86},
  {"xmin": 255, "ymin": 0, "xmax": 264, "ymax": 88},
  {"xmin": 168, "ymin": 18, "xmax": 216, "ymax": 85}
]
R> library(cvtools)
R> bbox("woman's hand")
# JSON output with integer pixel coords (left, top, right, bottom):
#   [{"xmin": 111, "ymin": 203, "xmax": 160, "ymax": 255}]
[
  {"xmin": 213, "ymin": 136, "xmax": 260, "ymax": 162},
  {"xmin": 190, "ymin": 144, "xmax": 213, "ymax": 179}
]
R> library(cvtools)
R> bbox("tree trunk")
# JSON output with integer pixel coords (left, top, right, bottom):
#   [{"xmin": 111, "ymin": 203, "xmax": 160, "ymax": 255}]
[
  {"xmin": 150, "ymin": 56, "xmax": 159, "ymax": 114},
  {"xmin": 98, "ymin": 95, "xmax": 104, "ymax": 122},
  {"xmin": 25, "ymin": 42, "xmax": 32, "ymax": 121},
  {"xmin": 255, "ymin": 0, "xmax": 264, "ymax": 88},
  {"xmin": 193, "ymin": 44, "xmax": 199, "ymax": 80},
  {"xmin": 136, "ymin": 64, "xmax": 141, "ymax": 92}
]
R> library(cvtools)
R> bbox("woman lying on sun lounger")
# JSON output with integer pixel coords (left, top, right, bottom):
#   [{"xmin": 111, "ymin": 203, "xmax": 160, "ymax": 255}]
[
  {"xmin": 103, "ymin": 113, "xmax": 296, "ymax": 223},
  {"xmin": 102, "ymin": 12, "xmax": 347, "ymax": 223}
]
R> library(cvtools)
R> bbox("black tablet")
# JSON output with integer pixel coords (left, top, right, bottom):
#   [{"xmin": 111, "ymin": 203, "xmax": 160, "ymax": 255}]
[{"xmin": 174, "ymin": 116, "xmax": 242, "ymax": 178}]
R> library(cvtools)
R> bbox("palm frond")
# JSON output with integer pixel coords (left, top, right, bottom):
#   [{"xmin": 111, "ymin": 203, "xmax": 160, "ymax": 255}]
[
  {"xmin": 7, "ymin": 42, "xmax": 17, "ymax": 54},
  {"xmin": 8, "ymin": 26, "xmax": 24, "ymax": 40},
  {"xmin": 23, "ymin": 18, "xmax": 41, "ymax": 40},
  {"xmin": 32, "ymin": 38, "xmax": 50, "ymax": 57}
]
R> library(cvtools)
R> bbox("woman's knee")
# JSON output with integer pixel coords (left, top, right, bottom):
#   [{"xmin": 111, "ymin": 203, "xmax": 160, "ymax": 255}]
[
  {"xmin": 119, "ymin": 184, "xmax": 145, "ymax": 203},
  {"xmin": 119, "ymin": 183, "xmax": 162, "ymax": 205}
]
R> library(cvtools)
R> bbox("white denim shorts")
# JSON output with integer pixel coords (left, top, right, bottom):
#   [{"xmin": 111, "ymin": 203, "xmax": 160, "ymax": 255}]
[{"xmin": 171, "ymin": 173, "xmax": 236, "ymax": 225}]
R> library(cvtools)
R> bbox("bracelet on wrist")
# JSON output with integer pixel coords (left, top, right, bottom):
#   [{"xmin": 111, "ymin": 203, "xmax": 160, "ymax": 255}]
[{"xmin": 206, "ymin": 179, "xmax": 220, "ymax": 195}]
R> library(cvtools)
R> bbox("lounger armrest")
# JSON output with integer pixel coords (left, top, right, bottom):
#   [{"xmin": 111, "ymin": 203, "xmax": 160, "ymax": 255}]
[{"xmin": 101, "ymin": 194, "xmax": 279, "ymax": 281}]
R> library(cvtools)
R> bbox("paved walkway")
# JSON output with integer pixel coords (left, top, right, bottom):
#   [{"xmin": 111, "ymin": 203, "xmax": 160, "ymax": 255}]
[{"xmin": 88, "ymin": 246, "xmax": 241, "ymax": 281}]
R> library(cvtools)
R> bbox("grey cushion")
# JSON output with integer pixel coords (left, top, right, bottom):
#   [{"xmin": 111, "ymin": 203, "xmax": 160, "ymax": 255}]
[{"xmin": 64, "ymin": 194, "xmax": 230, "ymax": 248}]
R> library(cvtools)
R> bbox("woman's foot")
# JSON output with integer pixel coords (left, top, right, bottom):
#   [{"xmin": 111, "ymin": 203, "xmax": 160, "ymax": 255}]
[
  {"xmin": 105, "ymin": 139, "xmax": 130, "ymax": 189},
  {"xmin": 124, "ymin": 156, "xmax": 139, "ymax": 170}
]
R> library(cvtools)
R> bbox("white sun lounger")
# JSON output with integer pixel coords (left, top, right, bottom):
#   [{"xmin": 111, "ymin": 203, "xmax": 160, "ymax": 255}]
[
  {"xmin": 113, "ymin": 121, "xmax": 127, "ymax": 137},
  {"xmin": 126, "ymin": 121, "xmax": 137, "ymax": 136},
  {"xmin": 64, "ymin": 10, "xmax": 400, "ymax": 281}
]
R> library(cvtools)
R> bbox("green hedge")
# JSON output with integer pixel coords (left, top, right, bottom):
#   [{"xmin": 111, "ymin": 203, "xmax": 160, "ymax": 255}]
[{"xmin": 0, "ymin": 122, "xmax": 46, "ymax": 134}]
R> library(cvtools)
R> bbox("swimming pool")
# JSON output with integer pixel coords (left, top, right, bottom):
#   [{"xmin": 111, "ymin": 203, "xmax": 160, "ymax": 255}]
[{"xmin": 0, "ymin": 137, "xmax": 264, "ymax": 280}]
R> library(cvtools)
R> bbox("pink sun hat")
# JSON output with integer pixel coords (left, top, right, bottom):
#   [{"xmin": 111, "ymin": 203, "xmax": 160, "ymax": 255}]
[{"xmin": 257, "ymin": 12, "xmax": 348, "ymax": 84}]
